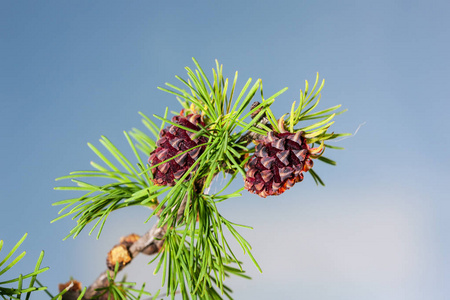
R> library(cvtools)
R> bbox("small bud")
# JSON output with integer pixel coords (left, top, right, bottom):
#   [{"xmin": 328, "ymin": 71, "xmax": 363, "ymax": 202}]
[
  {"xmin": 58, "ymin": 280, "xmax": 82, "ymax": 292},
  {"xmin": 119, "ymin": 233, "xmax": 141, "ymax": 248},
  {"xmin": 106, "ymin": 244, "xmax": 132, "ymax": 271}
]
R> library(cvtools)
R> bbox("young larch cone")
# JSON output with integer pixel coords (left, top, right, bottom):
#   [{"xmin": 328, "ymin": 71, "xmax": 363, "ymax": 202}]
[
  {"xmin": 244, "ymin": 131, "xmax": 314, "ymax": 198},
  {"xmin": 149, "ymin": 114, "xmax": 208, "ymax": 186}
]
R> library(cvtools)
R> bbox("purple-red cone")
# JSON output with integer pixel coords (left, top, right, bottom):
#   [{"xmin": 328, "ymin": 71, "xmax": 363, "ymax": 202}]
[
  {"xmin": 149, "ymin": 114, "xmax": 208, "ymax": 186},
  {"xmin": 244, "ymin": 131, "xmax": 313, "ymax": 198}
]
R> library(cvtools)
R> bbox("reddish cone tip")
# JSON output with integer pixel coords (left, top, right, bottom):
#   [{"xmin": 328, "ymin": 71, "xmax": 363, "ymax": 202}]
[
  {"xmin": 244, "ymin": 131, "xmax": 313, "ymax": 198},
  {"xmin": 149, "ymin": 114, "xmax": 207, "ymax": 186}
]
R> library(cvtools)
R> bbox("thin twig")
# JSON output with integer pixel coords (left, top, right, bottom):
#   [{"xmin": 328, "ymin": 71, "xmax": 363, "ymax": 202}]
[
  {"xmin": 79, "ymin": 195, "xmax": 188, "ymax": 300},
  {"xmin": 237, "ymin": 101, "xmax": 270, "ymax": 145}
]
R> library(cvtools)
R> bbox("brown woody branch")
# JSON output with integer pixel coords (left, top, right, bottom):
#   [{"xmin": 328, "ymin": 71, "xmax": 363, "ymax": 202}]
[{"xmin": 60, "ymin": 196, "xmax": 186, "ymax": 300}]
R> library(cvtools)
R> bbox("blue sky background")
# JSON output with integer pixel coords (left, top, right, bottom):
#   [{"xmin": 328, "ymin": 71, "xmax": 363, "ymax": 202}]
[{"xmin": 1, "ymin": 1, "xmax": 449, "ymax": 299}]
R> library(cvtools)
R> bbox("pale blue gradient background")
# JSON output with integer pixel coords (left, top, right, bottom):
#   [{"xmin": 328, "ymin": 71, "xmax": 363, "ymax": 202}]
[{"xmin": 1, "ymin": 1, "xmax": 449, "ymax": 299}]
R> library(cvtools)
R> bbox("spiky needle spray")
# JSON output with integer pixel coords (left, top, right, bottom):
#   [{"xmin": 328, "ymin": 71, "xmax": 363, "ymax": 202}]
[{"xmin": 54, "ymin": 59, "xmax": 349, "ymax": 299}]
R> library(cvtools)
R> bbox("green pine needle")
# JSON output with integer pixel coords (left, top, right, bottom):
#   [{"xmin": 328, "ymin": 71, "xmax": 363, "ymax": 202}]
[{"xmin": 0, "ymin": 234, "xmax": 49, "ymax": 299}]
